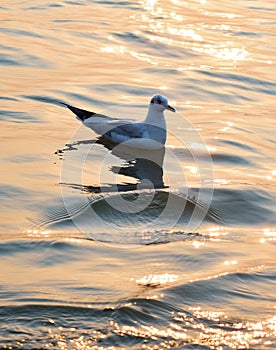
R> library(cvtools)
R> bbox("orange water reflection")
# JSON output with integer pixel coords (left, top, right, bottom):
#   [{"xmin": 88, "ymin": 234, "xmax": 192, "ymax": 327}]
[
  {"xmin": 0, "ymin": 1, "xmax": 275, "ymax": 347},
  {"xmin": 109, "ymin": 307, "xmax": 276, "ymax": 349},
  {"xmin": 138, "ymin": 0, "xmax": 252, "ymax": 70}
]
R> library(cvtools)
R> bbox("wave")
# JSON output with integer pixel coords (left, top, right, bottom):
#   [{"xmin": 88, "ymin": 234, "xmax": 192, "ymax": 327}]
[
  {"xmin": 29, "ymin": 182, "xmax": 275, "ymax": 245},
  {"xmin": 0, "ymin": 253, "xmax": 275, "ymax": 349}
]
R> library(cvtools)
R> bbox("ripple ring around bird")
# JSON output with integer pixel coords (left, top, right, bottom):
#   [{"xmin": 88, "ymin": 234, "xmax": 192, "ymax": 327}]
[{"xmin": 60, "ymin": 101, "xmax": 214, "ymax": 245}]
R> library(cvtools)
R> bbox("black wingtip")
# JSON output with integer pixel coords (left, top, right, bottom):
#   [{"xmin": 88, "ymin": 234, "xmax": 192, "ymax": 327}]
[
  {"xmin": 60, "ymin": 102, "xmax": 69, "ymax": 107},
  {"xmin": 60, "ymin": 102, "xmax": 96, "ymax": 121}
]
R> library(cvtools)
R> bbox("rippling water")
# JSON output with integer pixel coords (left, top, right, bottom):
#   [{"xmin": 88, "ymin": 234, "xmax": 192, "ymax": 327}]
[{"xmin": 1, "ymin": 0, "xmax": 276, "ymax": 348}]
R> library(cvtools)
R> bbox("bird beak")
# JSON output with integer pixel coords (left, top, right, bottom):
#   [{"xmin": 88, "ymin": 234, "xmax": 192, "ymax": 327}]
[{"xmin": 166, "ymin": 104, "xmax": 176, "ymax": 112}]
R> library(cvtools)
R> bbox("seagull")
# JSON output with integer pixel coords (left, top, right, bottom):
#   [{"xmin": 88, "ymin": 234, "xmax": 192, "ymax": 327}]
[{"xmin": 61, "ymin": 94, "xmax": 176, "ymax": 150}]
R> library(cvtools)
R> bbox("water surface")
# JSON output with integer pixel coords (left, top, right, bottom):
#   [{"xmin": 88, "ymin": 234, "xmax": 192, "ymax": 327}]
[{"xmin": 0, "ymin": 0, "xmax": 276, "ymax": 348}]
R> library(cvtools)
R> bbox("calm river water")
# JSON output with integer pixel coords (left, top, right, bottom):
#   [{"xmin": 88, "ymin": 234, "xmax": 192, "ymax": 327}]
[{"xmin": 1, "ymin": 0, "xmax": 276, "ymax": 349}]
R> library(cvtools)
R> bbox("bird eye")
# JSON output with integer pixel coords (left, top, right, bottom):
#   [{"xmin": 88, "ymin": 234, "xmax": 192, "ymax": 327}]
[{"xmin": 157, "ymin": 98, "xmax": 162, "ymax": 104}]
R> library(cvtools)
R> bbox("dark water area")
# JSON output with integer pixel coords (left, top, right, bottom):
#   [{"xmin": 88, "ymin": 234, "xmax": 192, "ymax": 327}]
[{"xmin": 1, "ymin": 0, "xmax": 276, "ymax": 348}]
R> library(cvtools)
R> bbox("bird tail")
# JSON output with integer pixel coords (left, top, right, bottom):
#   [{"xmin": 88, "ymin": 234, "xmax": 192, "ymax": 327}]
[{"xmin": 60, "ymin": 102, "xmax": 96, "ymax": 121}]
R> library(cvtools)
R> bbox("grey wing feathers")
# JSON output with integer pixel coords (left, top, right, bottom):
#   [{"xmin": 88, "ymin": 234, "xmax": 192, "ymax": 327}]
[{"xmin": 109, "ymin": 123, "xmax": 145, "ymax": 138}]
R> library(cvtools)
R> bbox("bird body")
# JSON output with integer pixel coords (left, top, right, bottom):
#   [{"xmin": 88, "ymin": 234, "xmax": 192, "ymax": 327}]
[{"xmin": 62, "ymin": 94, "xmax": 175, "ymax": 150}]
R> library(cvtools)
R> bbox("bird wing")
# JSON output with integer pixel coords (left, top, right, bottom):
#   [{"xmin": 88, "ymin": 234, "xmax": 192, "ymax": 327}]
[
  {"xmin": 61, "ymin": 103, "xmax": 97, "ymax": 121},
  {"xmin": 61, "ymin": 102, "xmax": 138, "ymax": 135},
  {"xmin": 104, "ymin": 122, "xmax": 148, "ymax": 144},
  {"xmin": 110, "ymin": 122, "xmax": 146, "ymax": 139}
]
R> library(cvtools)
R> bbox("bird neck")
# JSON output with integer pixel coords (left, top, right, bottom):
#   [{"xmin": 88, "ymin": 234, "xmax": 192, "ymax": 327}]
[{"xmin": 145, "ymin": 106, "xmax": 166, "ymax": 129}]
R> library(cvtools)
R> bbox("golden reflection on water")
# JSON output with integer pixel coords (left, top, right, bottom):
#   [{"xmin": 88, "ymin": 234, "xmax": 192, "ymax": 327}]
[
  {"xmin": 0, "ymin": 0, "xmax": 275, "ymax": 349},
  {"xmin": 108, "ymin": 307, "xmax": 276, "ymax": 349},
  {"xmin": 138, "ymin": 0, "xmax": 251, "ymax": 68},
  {"xmin": 207, "ymin": 226, "xmax": 230, "ymax": 238},
  {"xmin": 134, "ymin": 273, "xmax": 179, "ymax": 287},
  {"xmin": 220, "ymin": 121, "xmax": 235, "ymax": 132},
  {"xmin": 260, "ymin": 228, "xmax": 276, "ymax": 243},
  {"xmin": 192, "ymin": 240, "xmax": 204, "ymax": 248},
  {"xmin": 192, "ymin": 44, "xmax": 249, "ymax": 61},
  {"xmin": 38, "ymin": 303, "xmax": 276, "ymax": 349},
  {"xmin": 224, "ymin": 259, "xmax": 238, "ymax": 266}
]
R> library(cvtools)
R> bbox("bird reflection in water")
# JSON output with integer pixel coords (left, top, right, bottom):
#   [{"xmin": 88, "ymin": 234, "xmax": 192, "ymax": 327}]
[
  {"xmin": 94, "ymin": 135, "xmax": 166, "ymax": 192},
  {"xmin": 57, "ymin": 133, "xmax": 221, "ymax": 236},
  {"xmin": 57, "ymin": 135, "xmax": 178, "ymax": 237}
]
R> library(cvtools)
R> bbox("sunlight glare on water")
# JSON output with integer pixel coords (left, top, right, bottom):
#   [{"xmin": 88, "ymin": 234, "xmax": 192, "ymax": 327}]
[{"xmin": 0, "ymin": 0, "xmax": 276, "ymax": 348}]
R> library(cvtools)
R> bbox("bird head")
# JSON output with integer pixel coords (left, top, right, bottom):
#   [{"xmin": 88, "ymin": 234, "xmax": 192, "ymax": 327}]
[{"xmin": 150, "ymin": 94, "xmax": 176, "ymax": 112}]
